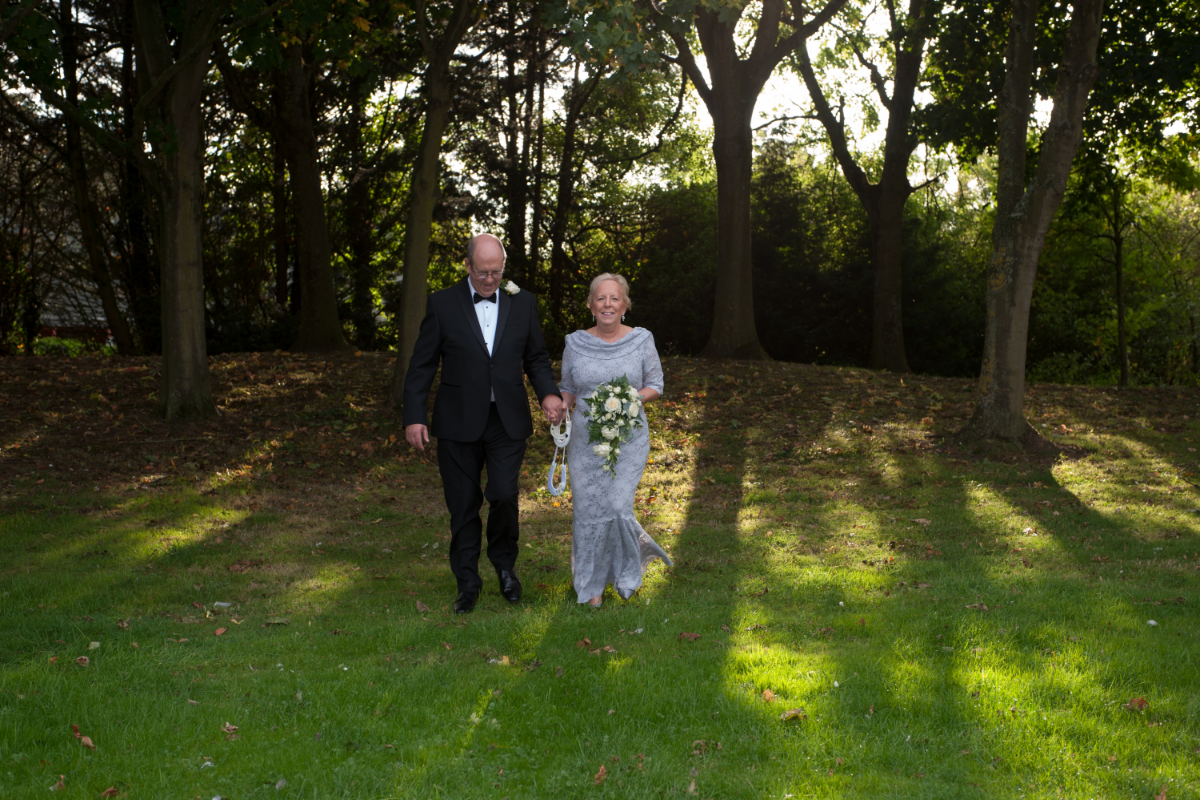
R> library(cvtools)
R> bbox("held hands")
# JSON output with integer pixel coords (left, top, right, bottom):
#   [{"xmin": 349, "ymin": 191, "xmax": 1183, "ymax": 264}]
[{"xmin": 541, "ymin": 394, "xmax": 567, "ymax": 425}]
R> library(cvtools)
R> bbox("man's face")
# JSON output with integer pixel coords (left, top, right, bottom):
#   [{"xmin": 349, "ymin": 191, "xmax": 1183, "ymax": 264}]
[{"xmin": 466, "ymin": 244, "xmax": 505, "ymax": 297}]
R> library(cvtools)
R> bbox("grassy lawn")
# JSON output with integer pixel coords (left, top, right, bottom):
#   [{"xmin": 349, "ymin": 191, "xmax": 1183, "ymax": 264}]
[{"xmin": 1, "ymin": 352, "xmax": 1198, "ymax": 799}]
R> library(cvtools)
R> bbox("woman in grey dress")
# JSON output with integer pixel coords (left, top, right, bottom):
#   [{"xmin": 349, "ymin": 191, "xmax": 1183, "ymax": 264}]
[{"xmin": 559, "ymin": 273, "xmax": 672, "ymax": 606}]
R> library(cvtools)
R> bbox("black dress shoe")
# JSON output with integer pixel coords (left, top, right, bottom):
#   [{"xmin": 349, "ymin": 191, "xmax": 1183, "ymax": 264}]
[
  {"xmin": 453, "ymin": 591, "xmax": 478, "ymax": 614},
  {"xmin": 498, "ymin": 569, "xmax": 522, "ymax": 604}
]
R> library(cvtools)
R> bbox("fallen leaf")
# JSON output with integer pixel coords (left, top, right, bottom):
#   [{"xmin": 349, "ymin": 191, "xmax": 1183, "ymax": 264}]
[
  {"xmin": 88, "ymin": 641, "xmax": 101, "ymax": 650},
  {"xmin": 762, "ymin": 689, "xmax": 776, "ymax": 703},
  {"xmin": 836, "ymin": 757, "xmax": 844, "ymax": 765},
  {"xmin": 265, "ymin": 617, "xmax": 290, "ymax": 625},
  {"xmin": 72, "ymin": 723, "xmax": 81, "ymax": 739},
  {"xmin": 415, "ymin": 601, "xmax": 430, "ymax": 612},
  {"xmin": 117, "ymin": 619, "xmax": 129, "ymax": 630},
  {"xmin": 442, "ymin": 642, "xmax": 454, "ymax": 650},
  {"xmin": 576, "ymin": 637, "xmax": 592, "ymax": 648},
  {"xmin": 214, "ymin": 628, "xmax": 227, "ymax": 636},
  {"xmin": 1155, "ymin": 786, "xmax": 1168, "ymax": 800},
  {"xmin": 912, "ymin": 518, "xmax": 931, "ymax": 525},
  {"xmin": 192, "ymin": 601, "xmax": 203, "ymax": 609},
  {"xmin": 1125, "ymin": 696, "xmax": 1149, "ymax": 711},
  {"xmin": 80, "ymin": 735, "xmax": 95, "ymax": 750},
  {"xmin": 52, "ymin": 775, "xmax": 64, "ymax": 791},
  {"xmin": 187, "ymin": 699, "xmax": 199, "ymax": 705},
  {"xmin": 221, "ymin": 722, "xmax": 238, "ymax": 733},
  {"xmin": 678, "ymin": 631, "xmax": 701, "ymax": 641},
  {"xmin": 965, "ymin": 603, "xmax": 989, "ymax": 612},
  {"xmin": 75, "ymin": 656, "xmax": 89, "ymax": 667},
  {"xmin": 602, "ymin": 645, "xmax": 616, "ymax": 653},
  {"xmin": 99, "ymin": 787, "xmax": 118, "ymax": 798},
  {"xmin": 687, "ymin": 778, "xmax": 696, "ymax": 794},
  {"xmin": 594, "ymin": 764, "xmax": 607, "ymax": 784},
  {"xmin": 780, "ymin": 708, "xmax": 807, "ymax": 721}
]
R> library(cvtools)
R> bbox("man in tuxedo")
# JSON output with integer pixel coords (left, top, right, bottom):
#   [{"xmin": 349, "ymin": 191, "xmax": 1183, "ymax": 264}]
[{"xmin": 403, "ymin": 234, "xmax": 565, "ymax": 614}]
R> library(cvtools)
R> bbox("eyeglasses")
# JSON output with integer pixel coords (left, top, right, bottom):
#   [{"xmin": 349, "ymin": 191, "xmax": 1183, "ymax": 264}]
[{"xmin": 468, "ymin": 263, "xmax": 505, "ymax": 281}]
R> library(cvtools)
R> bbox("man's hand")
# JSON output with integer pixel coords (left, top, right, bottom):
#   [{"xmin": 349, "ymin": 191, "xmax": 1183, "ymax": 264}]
[
  {"xmin": 541, "ymin": 394, "xmax": 566, "ymax": 425},
  {"xmin": 405, "ymin": 423, "xmax": 430, "ymax": 451}
]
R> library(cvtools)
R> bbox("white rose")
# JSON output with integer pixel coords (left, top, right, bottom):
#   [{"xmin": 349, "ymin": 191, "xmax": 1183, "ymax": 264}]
[
  {"xmin": 593, "ymin": 443, "xmax": 611, "ymax": 457},
  {"xmin": 603, "ymin": 396, "xmax": 621, "ymax": 413},
  {"xmin": 628, "ymin": 387, "xmax": 639, "ymax": 399},
  {"xmin": 628, "ymin": 402, "xmax": 641, "ymax": 417},
  {"xmin": 601, "ymin": 426, "xmax": 618, "ymax": 440}
]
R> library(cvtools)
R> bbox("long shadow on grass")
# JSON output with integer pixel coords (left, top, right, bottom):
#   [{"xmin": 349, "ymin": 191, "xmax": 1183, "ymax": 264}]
[{"xmin": 766, "ymin": 416, "xmax": 1200, "ymax": 797}]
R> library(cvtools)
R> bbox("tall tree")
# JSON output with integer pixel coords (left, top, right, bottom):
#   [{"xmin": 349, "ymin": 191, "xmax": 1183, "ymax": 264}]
[
  {"xmin": 57, "ymin": 0, "xmax": 137, "ymax": 354},
  {"xmin": 793, "ymin": 0, "xmax": 940, "ymax": 373},
  {"xmin": 390, "ymin": 0, "xmax": 481, "ymax": 406},
  {"xmin": 558, "ymin": 0, "xmax": 846, "ymax": 359},
  {"xmin": 133, "ymin": 0, "xmax": 225, "ymax": 419},
  {"xmin": 963, "ymin": 0, "xmax": 1104, "ymax": 442},
  {"xmin": 218, "ymin": 0, "xmax": 386, "ymax": 353}
]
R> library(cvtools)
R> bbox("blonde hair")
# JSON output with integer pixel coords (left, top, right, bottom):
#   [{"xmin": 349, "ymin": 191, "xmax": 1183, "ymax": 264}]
[{"xmin": 587, "ymin": 272, "xmax": 632, "ymax": 310}]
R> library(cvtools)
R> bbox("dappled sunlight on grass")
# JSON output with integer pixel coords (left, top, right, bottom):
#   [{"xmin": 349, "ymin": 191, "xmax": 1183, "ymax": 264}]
[{"xmin": 2, "ymin": 355, "xmax": 1198, "ymax": 797}]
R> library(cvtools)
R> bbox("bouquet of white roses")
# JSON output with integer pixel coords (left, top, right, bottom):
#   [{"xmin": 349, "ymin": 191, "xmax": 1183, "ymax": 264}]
[{"xmin": 582, "ymin": 375, "xmax": 643, "ymax": 476}]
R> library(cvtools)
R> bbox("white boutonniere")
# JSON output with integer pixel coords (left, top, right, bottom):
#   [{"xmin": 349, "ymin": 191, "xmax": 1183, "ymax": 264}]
[{"xmin": 503, "ymin": 280, "xmax": 520, "ymax": 295}]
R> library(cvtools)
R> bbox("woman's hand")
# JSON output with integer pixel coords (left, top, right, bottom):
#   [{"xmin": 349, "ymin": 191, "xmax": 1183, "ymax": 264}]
[
  {"xmin": 560, "ymin": 391, "xmax": 576, "ymax": 413},
  {"xmin": 637, "ymin": 388, "xmax": 660, "ymax": 404}
]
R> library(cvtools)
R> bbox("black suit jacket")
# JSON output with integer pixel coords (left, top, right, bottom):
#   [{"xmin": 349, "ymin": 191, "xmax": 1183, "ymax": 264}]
[{"xmin": 402, "ymin": 282, "xmax": 560, "ymax": 442}]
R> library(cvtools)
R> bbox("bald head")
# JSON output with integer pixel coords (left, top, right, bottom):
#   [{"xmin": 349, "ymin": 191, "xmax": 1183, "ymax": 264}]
[
  {"xmin": 465, "ymin": 234, "xmax": 507, "ymax": 297},
  {"xmin": 466, "ymin": 234, "xmax": 506, "ymax": 266}
]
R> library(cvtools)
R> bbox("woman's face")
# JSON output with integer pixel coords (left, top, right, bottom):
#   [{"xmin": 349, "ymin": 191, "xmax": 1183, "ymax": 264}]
[{"xmin": 589, "ymin": 280, "xmax": 628, "ymax": 326}]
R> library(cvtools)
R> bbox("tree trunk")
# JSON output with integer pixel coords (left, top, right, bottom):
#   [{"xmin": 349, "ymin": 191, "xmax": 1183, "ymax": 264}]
[
  {"xmin": 667, "ymin": 1, "xmax": 848, "ymax": 359},
  {"xmin": 389, "ymin": 0, "xmax": 480, "ymax": 407},
  {"xmin": 133, "ymin": 0, "xmax": 219, "ymax": 421},
  {"xmin": 272, "ymin": 118, "xmax": 289, "ymax": 308},
  {"xmin": 346, "ymin": 80, "xmax": 376, "ymax": 349},
  {"xmin": 963, "ymin": 0, "xmax": 1103, "ymax": 442},
  {"xmin": 794, "ymin": 0, "xmax": 929, "ymax": 373},
  {"xmin": 548, "ymin": 69, "xmax": 601, "ymax": 329},
  {"xmin": 696, "ymin": 10, "xmax": 766, "ymax": 359},
  {"xmin": 1115, "ymin": 229, "xmax": 1128, "ymax": 386},
  {"xmin": 60, "ymin": 0, "xmax": 137, "ymax": 354},
  {"xmin": 119, "ymin": 0, "xmax": 159, "ymax": 353},
  {"xmin": 391, "ymin": 72, "xmax": 452, "ymax": 404},
  {"xmin": 276, "ymin": 45, "xmax": 349, "ymax": 352}
]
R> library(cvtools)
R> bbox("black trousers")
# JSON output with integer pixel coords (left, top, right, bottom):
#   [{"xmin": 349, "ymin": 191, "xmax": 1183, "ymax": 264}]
[{"xmin": 437, "ymin": 403, "xmax": 526, "ymax": 594}]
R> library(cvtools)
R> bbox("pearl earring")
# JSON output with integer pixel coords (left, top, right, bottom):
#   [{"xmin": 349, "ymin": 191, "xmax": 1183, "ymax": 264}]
[{"xmin": 621, "ymin": 314, "xmax": 626, "ymax": 322}]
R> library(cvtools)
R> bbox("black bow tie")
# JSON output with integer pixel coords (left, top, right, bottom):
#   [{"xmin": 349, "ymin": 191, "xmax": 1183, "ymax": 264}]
[{"xmin": 473, "ymin": 292, "xmax": 496, "ymax": 304}]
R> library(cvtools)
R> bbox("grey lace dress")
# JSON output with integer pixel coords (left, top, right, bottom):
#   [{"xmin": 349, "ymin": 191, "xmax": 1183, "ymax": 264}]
[{"xmin": 560, "ymin": 327, "xmax": 672, "ymax": 602}]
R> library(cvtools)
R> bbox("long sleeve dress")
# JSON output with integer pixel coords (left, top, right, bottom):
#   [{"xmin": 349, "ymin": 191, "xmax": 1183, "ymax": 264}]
[{"xmin": 559, "ymin": 327, "xmax": 673, "ymax": 602}]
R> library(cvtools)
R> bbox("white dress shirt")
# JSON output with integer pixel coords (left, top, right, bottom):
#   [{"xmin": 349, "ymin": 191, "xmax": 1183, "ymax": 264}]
[{"xmin": 468, "ymin": 278, "xmax": 497, "ymax": 400}]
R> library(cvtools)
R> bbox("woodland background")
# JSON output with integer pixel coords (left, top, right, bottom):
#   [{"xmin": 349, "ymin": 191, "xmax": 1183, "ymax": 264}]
[{"xmin": 0, "ymin": 0, "xmax": 1197, "ymax": 406}]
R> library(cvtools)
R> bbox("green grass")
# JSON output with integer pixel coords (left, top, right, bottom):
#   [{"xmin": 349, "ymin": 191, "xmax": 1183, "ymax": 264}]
[{"xmin": 1, "ymin": 353, "xmax": 1198, "ymax": 798}]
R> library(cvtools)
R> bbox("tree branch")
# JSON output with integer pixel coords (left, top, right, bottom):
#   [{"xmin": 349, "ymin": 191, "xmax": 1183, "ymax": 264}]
[
  {"xmin": 752, "ymin": 112, "xmax": 819, "ymax": 131},
  {"xmin": 664, "ymin": 28, "xmax": 712, "ymax": 108}
]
